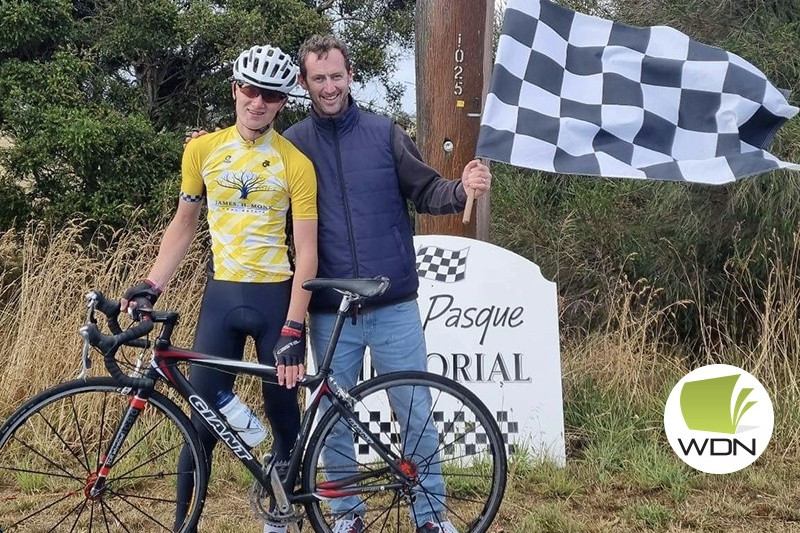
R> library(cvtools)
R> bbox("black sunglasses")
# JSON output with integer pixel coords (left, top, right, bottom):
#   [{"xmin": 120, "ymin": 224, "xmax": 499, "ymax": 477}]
[{"xmin": 236, "ymin": 82, "xmax": 286, "ymax": 103}]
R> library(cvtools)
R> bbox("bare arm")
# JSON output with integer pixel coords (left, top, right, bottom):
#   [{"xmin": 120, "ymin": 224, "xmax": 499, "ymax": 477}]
[
  {"xmin": 285, "ymin": 218, "xmax": 318, "ymax": 324},
  {"xmin": 277, "ymin": 218, "xmax": 317, "ymax": 388},
  {"xmin": 120, "ymin": 199, "xmax": 201, "ymax": 311},
  {"xmin": 147, "ymin": 200, "xmax": 202, "ymax": 288}
]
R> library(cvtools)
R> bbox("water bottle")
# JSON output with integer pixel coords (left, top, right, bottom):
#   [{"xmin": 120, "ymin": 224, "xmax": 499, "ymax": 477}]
[{"xmin": 216, "ymin": 390, "xmax": 268, "ymax": 448}]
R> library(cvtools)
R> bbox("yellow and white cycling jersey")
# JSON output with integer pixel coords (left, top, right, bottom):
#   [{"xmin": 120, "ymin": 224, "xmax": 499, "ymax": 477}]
[{"xmin": 180, "ymin": 126, "xmax": 317, "ymax": 283}]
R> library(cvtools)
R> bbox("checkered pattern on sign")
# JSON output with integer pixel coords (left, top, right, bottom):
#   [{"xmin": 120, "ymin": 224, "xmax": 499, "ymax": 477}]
[
  {"xmin": 353, "ymin": 407, "xmax": 519, "ymax": 463},
  {"xmin": 495, "ymin": 410, "xmax": 519, "ymax": 454},
  {"xmin": 476, "ymin": 0, "xmax": 799, "ymax": 184},
  {"xmin": 415, "ymin": 246, "xmax": 469, "ymax": 283}
]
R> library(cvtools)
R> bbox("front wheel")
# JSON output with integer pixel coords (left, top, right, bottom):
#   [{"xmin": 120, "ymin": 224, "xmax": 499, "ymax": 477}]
[
  {"xmin": 302, "ymin": 371, "xmax": 507, "ymax": 533},
  {"xmin": 0, "ymin": 377, "xmax": 208, "ymax": 532}
]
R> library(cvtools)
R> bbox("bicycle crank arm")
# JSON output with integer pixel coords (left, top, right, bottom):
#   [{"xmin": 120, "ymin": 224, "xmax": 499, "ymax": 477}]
[{"xmin": 270, "ymin": 466, "xmax": 301, "ymax": 533}]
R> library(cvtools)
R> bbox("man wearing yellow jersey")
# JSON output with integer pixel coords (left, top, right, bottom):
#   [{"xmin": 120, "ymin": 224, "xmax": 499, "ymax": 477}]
[{"xmin": 122, "ymin": 44, "xmax": 317, "ymax": 533}]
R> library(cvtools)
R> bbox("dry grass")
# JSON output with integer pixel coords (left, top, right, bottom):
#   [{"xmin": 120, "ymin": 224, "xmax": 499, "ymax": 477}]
[
  {"xmin": 3, "ymin": 220, "xmax": 800, "ymax": 531},
  {"xmin": 562, "ymin": 273, "xmax": 689, "ymax": 401},
  {"xmin": 0, "ymin": 218, "xmax": 209, "ymax": 413}
]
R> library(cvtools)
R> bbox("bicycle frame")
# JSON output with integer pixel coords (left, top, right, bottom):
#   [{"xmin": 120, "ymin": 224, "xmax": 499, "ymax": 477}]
[
  {"xmin": 2, "ymin": 278, "xmax": 505, "ymax": 533},
  {"xmin": 89, "ymin": 290, "xmax": 410, "ymax": 508}
]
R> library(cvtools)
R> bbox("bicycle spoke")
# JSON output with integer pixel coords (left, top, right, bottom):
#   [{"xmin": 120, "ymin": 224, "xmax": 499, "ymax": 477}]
[
  {"xmin": 109, "ymin": 411, "xmax": 168, "ymax": 468},
  {"xmin": 396, "ymin": 384, "xmax": 416, "ymax": 457},
  {"xmin": 112, "ymin": 440, "xmax": 182, "ymax": 483},
  {"xmin": 33, "ymin": 410, "xmax": 87, "ymax": 472},
  {"xmin": 68, "ymin": 392, "xmax": 92, "ymax": 472},
  {"xmin": 408, "ymin": 383, "xmax": 444, "ymax": 462},
  {"xmin": 426, "ymin": 446, "xmax": 492, "ymax": 471},
  {"xmin": 96, "ymin": 391, "xmax": 111, "ymax": 470},
  {"xmin": 100, "ymin": 499, "xmax": 134, "ymax": 533},
  {"xmin": 68, "ymin": 498, "xmax": 89, "ymax": 533},
  {"xmin": 0, "ymin": 463, "xmax": 83, "ymax": 481},
  {"xmin": 114, "ymin": 490, "xmax": 176, "ymax": 531},
  {"xmin": 7, "ymin": 490, "xmax": 77, "ymax": 530},
  {"xmin": 88, "ymin": 501, "xmax": 96, "ymax": 533},
  {"xmin": 394, "ymin": 492, "xmax": 402, "ymax": 532},
  {"xmin": 22, "ymin": 415, "xmax": 88, "ymax": 480},
  {"xmin": 425, "ymin": 389, "xmax": 465, "ymax": 461},
  {"xmin": 361, "ymin": 491, "xmax": 403, "ymax": 532},
  {"xmin": 115, "ymin": 467, "xmax": 186, "ymax": 482},
  {"xmin": 109, "ymin": 487, "xmax": 180, "ymax": 506},
  {"xmin": 100, "ymin": 501, "xmax": 113, "ymax": 533}
]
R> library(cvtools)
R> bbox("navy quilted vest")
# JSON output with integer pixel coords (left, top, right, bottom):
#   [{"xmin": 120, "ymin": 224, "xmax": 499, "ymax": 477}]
[{"xmin": 285, "ymin": 103, "xmax": 418, "ymax": 311}]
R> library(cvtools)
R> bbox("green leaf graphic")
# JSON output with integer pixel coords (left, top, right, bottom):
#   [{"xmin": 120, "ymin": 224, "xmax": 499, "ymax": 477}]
[
  {"xmin": 733, "ymin": 388, "xmax": 755, "ymax": 428},
  {"xmin": 679, "ymin": 374, "xmax": 756, "ymax": 434}
]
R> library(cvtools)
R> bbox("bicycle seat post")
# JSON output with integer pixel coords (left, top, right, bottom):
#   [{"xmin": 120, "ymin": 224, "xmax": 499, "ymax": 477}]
[{"xmin": 316, "ymin": 291, "xmax": 359, "ymax": 375}]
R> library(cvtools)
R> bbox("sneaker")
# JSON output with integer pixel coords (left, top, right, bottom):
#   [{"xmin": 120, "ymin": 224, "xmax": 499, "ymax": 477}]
[
  {"xmin": 416, "ymin": 520, "xmax": 460, "ymax": 533},
  {"xmin": 263, "ymin": 523, "xmax": 287, "ymax": 533},
  {"xmin": 332, "ymin": 515, "xmax": 364, "ymax": 533}
]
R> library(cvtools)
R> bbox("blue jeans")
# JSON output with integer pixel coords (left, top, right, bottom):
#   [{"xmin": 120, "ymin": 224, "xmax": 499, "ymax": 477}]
[{"xmin": 309, "ymin": 300, "xmax": 446, "ymax": 526}]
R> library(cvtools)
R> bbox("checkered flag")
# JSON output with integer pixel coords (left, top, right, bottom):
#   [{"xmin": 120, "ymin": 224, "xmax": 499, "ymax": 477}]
[
  {"xmin": 416, "ymin": 246, "xmax": 469, "ymax": 283},
  {"xmin": 476, "ymin": 0, "xmax": 800, "ymax": 184}
]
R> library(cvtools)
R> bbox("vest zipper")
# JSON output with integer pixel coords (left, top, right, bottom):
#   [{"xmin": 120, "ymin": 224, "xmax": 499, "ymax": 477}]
[{"xmin": 331, "ymin": 119, "xmax": 360, "ymax": 277}]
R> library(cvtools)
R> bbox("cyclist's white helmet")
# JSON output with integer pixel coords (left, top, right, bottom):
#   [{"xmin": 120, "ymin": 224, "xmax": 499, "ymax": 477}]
[{"xmin": 232, "ymin": 44, "xmax": 298, "ymax": 93}]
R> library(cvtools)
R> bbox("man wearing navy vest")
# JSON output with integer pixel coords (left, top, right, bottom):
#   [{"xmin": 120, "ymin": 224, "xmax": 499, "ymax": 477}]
[{"xmin": 284, "ymin": 34, "xmax": 491, "ymax": 533}]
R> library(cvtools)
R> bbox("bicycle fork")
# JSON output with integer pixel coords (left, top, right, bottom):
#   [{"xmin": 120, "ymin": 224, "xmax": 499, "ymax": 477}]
[{"xmin": 86, "ymin": 393, "xmax": 149, "ymax": 499}]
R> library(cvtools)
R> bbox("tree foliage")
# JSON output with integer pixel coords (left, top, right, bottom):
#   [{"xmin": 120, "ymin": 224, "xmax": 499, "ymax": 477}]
[{"xmin": 0, "ymin": 0, "xmax": 413, "ymax": 229}]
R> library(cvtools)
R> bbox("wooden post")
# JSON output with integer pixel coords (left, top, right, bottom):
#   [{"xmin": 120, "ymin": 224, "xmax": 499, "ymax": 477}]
[{"xmin": 415, "ymin": 0, "xmax": 494, "ymax": 239}]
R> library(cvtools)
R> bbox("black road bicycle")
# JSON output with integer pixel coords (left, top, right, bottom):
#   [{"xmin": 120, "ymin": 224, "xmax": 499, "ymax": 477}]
[{"xmin": 0, "ymin": 277, "xmax": 507, "ymax": 532}]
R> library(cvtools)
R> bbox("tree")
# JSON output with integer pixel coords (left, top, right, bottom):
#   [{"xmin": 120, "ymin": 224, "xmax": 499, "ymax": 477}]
[{"xmin": 0, "ymin": 0, "xmax": 414, "ymax": 229}]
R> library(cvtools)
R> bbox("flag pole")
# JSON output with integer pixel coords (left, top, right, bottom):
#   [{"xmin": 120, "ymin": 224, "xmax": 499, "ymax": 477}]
[
  {"xmin": 461, "ymin": 156, "xmax": 486, "ymax": 225},
  {"xmin": 462, "ymin": 188, "xmax": 475, "ymax": 224}
]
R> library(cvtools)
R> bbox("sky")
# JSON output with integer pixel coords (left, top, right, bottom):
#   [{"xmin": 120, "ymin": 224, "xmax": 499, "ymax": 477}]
[
  {"xmin": 351, "ymin": 51, "xmax": 417, "ymax": 115},
  {"xmin": 350, "ymin": 0, "xmax": 508, "ymax": 116}
]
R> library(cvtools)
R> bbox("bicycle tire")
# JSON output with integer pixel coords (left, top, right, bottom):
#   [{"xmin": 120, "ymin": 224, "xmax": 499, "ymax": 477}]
[
  {"xmin": 0, "ymin": 377, "xmax": 208, "ymax": 532},
  {"xmin": 302, "ymin": 371, "xmax": 507, "ymax": 533}
]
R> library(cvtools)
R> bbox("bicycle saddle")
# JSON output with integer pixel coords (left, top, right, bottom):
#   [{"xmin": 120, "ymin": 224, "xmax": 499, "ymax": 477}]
[{"xmin": 303, "ymin": 277, "xmax": 391, "ymax": 299}]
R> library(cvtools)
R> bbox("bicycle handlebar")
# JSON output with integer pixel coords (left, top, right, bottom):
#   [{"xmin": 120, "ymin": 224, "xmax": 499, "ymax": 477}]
[
  {"xmin": 79, "ymin": 290, "xmax": 156, "ymax": 389},
  {"xmin": 78, "ymin": 277, "xmax": 390, "ymax": 390}
]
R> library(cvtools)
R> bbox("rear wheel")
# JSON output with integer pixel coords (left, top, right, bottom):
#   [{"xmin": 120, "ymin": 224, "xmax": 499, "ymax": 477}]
[
  {"xmin": 0, "ymin": 377, "xmax": 207, "ymax": 532},
  {"xmin": 302, "ymin": 371, "xmax": 507, "ymax": 533}
]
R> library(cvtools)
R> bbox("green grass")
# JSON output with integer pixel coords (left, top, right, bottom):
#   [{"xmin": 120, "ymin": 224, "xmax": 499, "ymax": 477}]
[
  {"xmin": 513, "ymin": 502, "xmax": 587, "ymax": 533},
  {"xmin": 625, "ymin": 442, "xmax": 693, "ymax": 493},
  {"xmin": 624, "ymin": 500, "xmax": 674, "ymax": 530},
  {"xmin": 16, "ymin": 468, "xmax": 50, "ymax": 493}
]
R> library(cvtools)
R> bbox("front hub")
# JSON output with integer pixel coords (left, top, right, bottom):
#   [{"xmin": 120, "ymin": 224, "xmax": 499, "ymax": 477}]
[
  {"xmin": 398, "ymin": 458, "xmax": 419, "ymax": 481},
  {"xmin": 84, "ymin": 472, "xmax": 106, "ymax": 501}
]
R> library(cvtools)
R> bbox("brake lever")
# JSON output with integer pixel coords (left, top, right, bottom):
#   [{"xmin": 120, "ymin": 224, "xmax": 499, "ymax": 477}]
[
  {"xmin": 77, "ymin": 291, "xmax": 99, "ymax": 379},
  {"xmin": 77, "ymin": 339, "xmax": 92, "ymax": 379}
]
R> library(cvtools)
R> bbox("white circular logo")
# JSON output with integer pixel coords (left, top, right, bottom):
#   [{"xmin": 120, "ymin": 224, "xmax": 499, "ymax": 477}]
[{"xmin": 664, "ymin": 364, "xmax": 773, "ymax": 474}]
